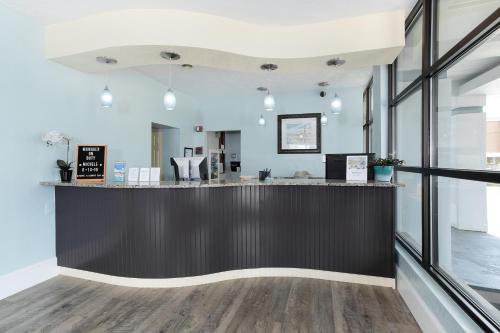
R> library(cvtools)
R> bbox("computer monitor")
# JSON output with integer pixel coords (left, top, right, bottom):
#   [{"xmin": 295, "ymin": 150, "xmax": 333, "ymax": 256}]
[
  {"xmin": 190, "ymin": 157, "xmax": 208, "ymax": 180},
  {"xmin": 325, "ymin": 153, "xmax": 376, "ymax": 180},
  {"xmin": 171, "ymin": 157, "xmax": 190, "ymax": 180},
  {"xmin": 171, "ymin": 157, "xmax": 208, "ymax": 181}
]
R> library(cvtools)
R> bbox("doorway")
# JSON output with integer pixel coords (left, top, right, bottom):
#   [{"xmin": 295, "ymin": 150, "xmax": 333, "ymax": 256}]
[
  {"xmin": 151, "ymin": 123, "xmax": 180, "ymax": 181},
  {"xmin": 206, "ymin": 130, "xmax": 241, "ymax": 179}
]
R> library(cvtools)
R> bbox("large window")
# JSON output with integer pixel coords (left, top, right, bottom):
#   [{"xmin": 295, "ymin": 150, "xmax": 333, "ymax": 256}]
[
  {"xmin": 396, "ymin": 90, "xmax": 422, "ymax": 166},
  {"xmin": 396, "ymin": 171, "xmax": 422, "ymax": 252},
  {"xmin": 434, "ymin": 177, "xmax": 500, "ymax": 322},
  {"xmin": 436, "ymin": 0, "xmax": 500, "ymax": 58},
  {"xmin": 396, "ymin": 14, "xmax": 423, "ymax": 93},
  {"xmin": 435, "ymin": 29, "xmax": 500, "ymax": 171},
  {"xmin": 390, "ymin": 1, "xmax": 500, "ymax": 330},
  {"xmin": 363, "ymin": 78, "xmax": 373, "ymax": 153}
]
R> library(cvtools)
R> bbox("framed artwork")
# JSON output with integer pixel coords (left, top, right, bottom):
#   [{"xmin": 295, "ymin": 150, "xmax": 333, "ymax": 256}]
[
  {"xmin": 277, "ymin": 113, "xmax": 321, "ymax": 154},
  {"xmin": 195, "ymin": 146, "xmax": 203, "ymax": 155},
  {"xmin": 184, "ymin": 147, "xmax": 194, "ymax": 157}
]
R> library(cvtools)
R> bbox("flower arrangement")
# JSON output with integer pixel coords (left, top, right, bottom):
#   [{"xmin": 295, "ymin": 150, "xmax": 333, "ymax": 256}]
[
  {"xmin": 370, "ymin": 157, "xmax": 404, "ymax": 167},
  {"xmin": 370, "ymin": 156, "xmax": 404, "ymax": 182},
  {"xmin": 43, "ymin": 130, "xmax": 73, "ymax": 182}
]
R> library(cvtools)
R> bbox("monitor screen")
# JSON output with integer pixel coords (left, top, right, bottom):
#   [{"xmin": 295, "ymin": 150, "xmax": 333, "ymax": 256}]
[
  {"xmin": 172, "ymin": 157, "xmax": 190, "ymax": 180},
  {"xmin": 189, "ymin": 157, "xmax": 208, "ymax": 180}
]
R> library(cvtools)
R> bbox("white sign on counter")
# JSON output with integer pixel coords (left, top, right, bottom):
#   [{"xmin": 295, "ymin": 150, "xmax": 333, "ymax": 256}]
[
  {"xmin": 346, "ymin": 156, "xmax": 368, "ymax": 181},
  {"xmin": 150, "ymin": 168, "xmax": 161, "ymax": 182},
  {"xmin": 139, "ymin": 168, "xmax": 151, "ymax": 182},
  {"xmin": 128, "ymin": 168, "xmax": 139, "ymax": 182}
]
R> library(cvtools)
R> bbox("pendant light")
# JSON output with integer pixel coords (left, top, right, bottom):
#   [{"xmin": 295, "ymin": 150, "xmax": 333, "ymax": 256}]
[
  {"xmin": 326, "ymin": 58, "xmax": 345, "ymax": 115},
  {"xmin": 321, "ymin": 112, "xmax": 328, "ymax": 125},
  {"xmin": 331, "ymin": 93, "xmax": 342, "ymax": 114},
  {"xmin": 100, "ymin": 86, "xmax": 113, "ymax": 108},
  {"xmin": 260, "ymin": 64, "xmax": 278, "ymax": 112},
  {"xmin": 160, "ymin": 52, "xmax": 181, "ymax": 111},
  {"xmin": 264, "ymin": 91, "xmax": 275, "ymax": 112},
  {"xmin": 163, "ymin": 89, "xmax": 176, "ymax": 111},
  {"xmin": 258, "ymin": 115, "xmax": 266, "ymax": 126},
  {"xmin": 96, "ymin": 56, "xmax": 118, "ymax": 109}
]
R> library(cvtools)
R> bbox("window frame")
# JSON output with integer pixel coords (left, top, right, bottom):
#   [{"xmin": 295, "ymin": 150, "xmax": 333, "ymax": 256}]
[
  {"xmin": 363, "ymin": 77, "xmax": 373, "ymax": 153},
  {"xmin": 389, "ymin": 1, "xmax": 500, "ymax": 331}
]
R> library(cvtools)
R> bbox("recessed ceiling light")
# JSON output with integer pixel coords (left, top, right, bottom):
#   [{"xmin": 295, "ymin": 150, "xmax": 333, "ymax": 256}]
[
  {"xmin": 160, "ymin": 52, "xmax": 181, "ymax": 61},
  {"xmin": 326, "ymin": 58, "xmax": 346, "ymax": 67},
  {"xmin": 96, "ymin": 56, "xmax": 118, "ymax": 65},
  {"xmin": 181, "ymin": 64, "xmax": 193, "ymax": 69},
  {"xmin": 257, "ymin": 87, "xmax": 268, "ymax": 92},
  {"xmin": 318, "ymin": 81, "xmax": 330, "ymax": 87}
]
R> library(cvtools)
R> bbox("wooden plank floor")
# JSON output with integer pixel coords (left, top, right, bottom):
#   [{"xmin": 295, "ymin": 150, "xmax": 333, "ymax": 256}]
[{"xmin": 0, "ymin": 276, "xmax": 420, "ymax": 333}]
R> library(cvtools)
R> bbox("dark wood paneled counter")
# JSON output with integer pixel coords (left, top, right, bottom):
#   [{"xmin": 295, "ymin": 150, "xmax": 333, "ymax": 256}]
[{"xmin": 42, "ymin": 179, "xmax": 397, "ymax": 283}]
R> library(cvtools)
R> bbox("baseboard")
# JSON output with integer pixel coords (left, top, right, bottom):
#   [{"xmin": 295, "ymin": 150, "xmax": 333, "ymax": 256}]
[
  {"xmin": 59, "ymin": 267, "xmax": 395, "ymax": 289},
  {"xmin": 0, "ymin": 257, "xmax": 58, "ymax": 300},
  {"xmin": 396, "ymin": 245, "xmax": 482, "ymax": 332},
  {"xmin": 397, "ymin": 267, "xmax": 445, "ymax": 333}
]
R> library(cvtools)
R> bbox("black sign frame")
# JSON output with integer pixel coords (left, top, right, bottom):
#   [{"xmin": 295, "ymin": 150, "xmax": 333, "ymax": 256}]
[{"xmin": 76, "ymin": 145, "xmax": 107, "ymax": 183}]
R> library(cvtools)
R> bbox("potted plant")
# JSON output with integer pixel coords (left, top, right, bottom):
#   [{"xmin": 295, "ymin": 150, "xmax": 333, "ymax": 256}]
[
  {"xmin": 370, "ymin": 156, "xmax": 404, "ymax": 182},
  {"xmin": 57, "ymin": 159, "xmax": 73, "ymax": 183},
  {"xmin": 43, "ymin": 131, "xmax": 73, "ymax": 183}
]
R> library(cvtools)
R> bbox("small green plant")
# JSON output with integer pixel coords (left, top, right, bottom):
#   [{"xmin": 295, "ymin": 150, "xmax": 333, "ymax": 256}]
[
  {"xmin": 370, "ymin": 157, "xmax": 404, "ymax": 167},
  {"xmin": 57, "ymin": 159, "xmax": 73, "ymax": 171}
]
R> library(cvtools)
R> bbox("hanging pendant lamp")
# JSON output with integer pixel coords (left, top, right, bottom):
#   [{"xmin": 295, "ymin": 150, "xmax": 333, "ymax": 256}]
[
  {"xmin": 160, "ymin": 52, "xmax": 181, "ymax": 111},
  {"xmin": 331, "ymin": 93, "xmax": 342, "ymax": 114},
  {"xmin": 258, "ymin": 115, "xmax": 266, "ymax": 126},
  {"xmin": 264, "ymin": 91, "xmax": 275, "ymax": 112},
  {"xmin": 96, "ymin": 56, "xmax": 118, "ymax": 109},
  {"xmin": 321, "ymin": 112, "xmax": 328, "ymax": 125},
  {"xmin": 260, "ymin": 64, "xmax": 278, "ymax": 112},
  {"xmin": 100, "ymin": 86, "xmax": 113, "ymax": 108}
]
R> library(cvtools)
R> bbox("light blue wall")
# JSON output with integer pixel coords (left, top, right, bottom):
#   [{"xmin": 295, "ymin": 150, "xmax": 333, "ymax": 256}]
[
  {"xmin": 0, "ymin": 3, "xmax": 202, "ymax": 275},
  {"xmin": 201, "ymin": 88, "xmax": 364, "ymax": 177}
]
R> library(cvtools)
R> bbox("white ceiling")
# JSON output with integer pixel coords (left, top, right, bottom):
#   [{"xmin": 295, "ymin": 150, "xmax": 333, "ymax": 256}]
[
  {"xmin": 134, "ymin": 64, "xmax": 373, "ymax": 97},
  {"xmin": 0, "ymin": 0, "xmax": 416, "ymax": 25}
]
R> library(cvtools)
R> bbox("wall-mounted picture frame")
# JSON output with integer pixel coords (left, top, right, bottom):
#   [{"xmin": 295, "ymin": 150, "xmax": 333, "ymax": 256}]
[
  {"xmin": 184, "ymin": 147, "xmax": 194, "ymax": 157},
  {"xmin": 278, "ymin": 113, "xmax": 321, "ymax": 154},
  {"xmin": 195, "ymin": 146, "xmax": 203, "ymax": 155}
]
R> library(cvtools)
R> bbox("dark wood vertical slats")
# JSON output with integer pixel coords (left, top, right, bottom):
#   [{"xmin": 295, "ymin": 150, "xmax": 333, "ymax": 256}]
[{"xmin": 55, "ymin": 185, "xmax": 395, "ymax": 279}]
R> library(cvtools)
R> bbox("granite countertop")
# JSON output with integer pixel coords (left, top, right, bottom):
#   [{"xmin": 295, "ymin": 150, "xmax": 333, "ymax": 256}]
[{"xmin": 40, "ymin": 178, "xmax": 401, "ymax": 188}]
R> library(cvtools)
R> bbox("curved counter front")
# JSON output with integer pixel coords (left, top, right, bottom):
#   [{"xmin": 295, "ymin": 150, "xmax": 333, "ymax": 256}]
[{"xmin": 43, "ymin": 179, "xmax": 396, "ymax": 287}]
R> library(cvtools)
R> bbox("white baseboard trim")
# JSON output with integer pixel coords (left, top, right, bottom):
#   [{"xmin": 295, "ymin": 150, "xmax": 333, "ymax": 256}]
[
  {"xmin": 59, "ymin": 267, "xmax": 395, "ymax": 289},
  {"xmin": 0, "ymin": 257, "xmax": 58, "ymax": 300},
  {"xmin": 396, "ymin": 245, "xmax": 482, "ymax": 332},
  {"xmin": 397, "ymin": 268, "xmax": 446, "ymax": 333}
]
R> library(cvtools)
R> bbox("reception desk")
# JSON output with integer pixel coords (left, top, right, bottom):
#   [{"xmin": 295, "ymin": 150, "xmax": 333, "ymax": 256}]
[{"xmin": 42, "ymin": 179, "xmax": 398, "ymax": 288}]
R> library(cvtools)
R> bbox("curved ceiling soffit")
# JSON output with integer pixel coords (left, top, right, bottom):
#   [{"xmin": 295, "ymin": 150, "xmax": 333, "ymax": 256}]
[{"xmin": 45, "ymin": 9, "xmax": 406, "ymax": 73}]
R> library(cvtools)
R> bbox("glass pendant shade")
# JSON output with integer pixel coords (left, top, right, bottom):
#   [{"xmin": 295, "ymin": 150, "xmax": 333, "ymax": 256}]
[
  {"xmin": 321, "ymin": 113, "xmax": 328, "ymax": 125},
  {"xmin": 100, "ymin": 86, "xmax": 113, "ymax": 108},
  {"xmin": 258, "ymin": 115, "xmax": 266, "ymax": 126},
  {"xmin": 331, "ymin": 93, "xmax": 342, "ymax": 114},
  {"xmin": 163, "ymin": 89, "xmax": 176, "ymax": 111},
  {"xmin": 264, "ymin": 92, "xmax": 275, "ymax": 112}
]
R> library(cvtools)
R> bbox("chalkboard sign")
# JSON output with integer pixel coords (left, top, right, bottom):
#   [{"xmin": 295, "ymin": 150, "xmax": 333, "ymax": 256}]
[{"xmin": 76, "ymin": 145, "xmax": 107, "ymax": 183}]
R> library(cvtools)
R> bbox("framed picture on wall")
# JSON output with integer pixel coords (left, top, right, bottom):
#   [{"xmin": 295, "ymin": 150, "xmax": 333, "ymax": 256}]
[
  {"xmin": 278, "ymin": 113, "xmax": 321, "ymax": 154},
  {"xmin": 184, "ymin": 147, "xmax": 193, "ymax": 157}
]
